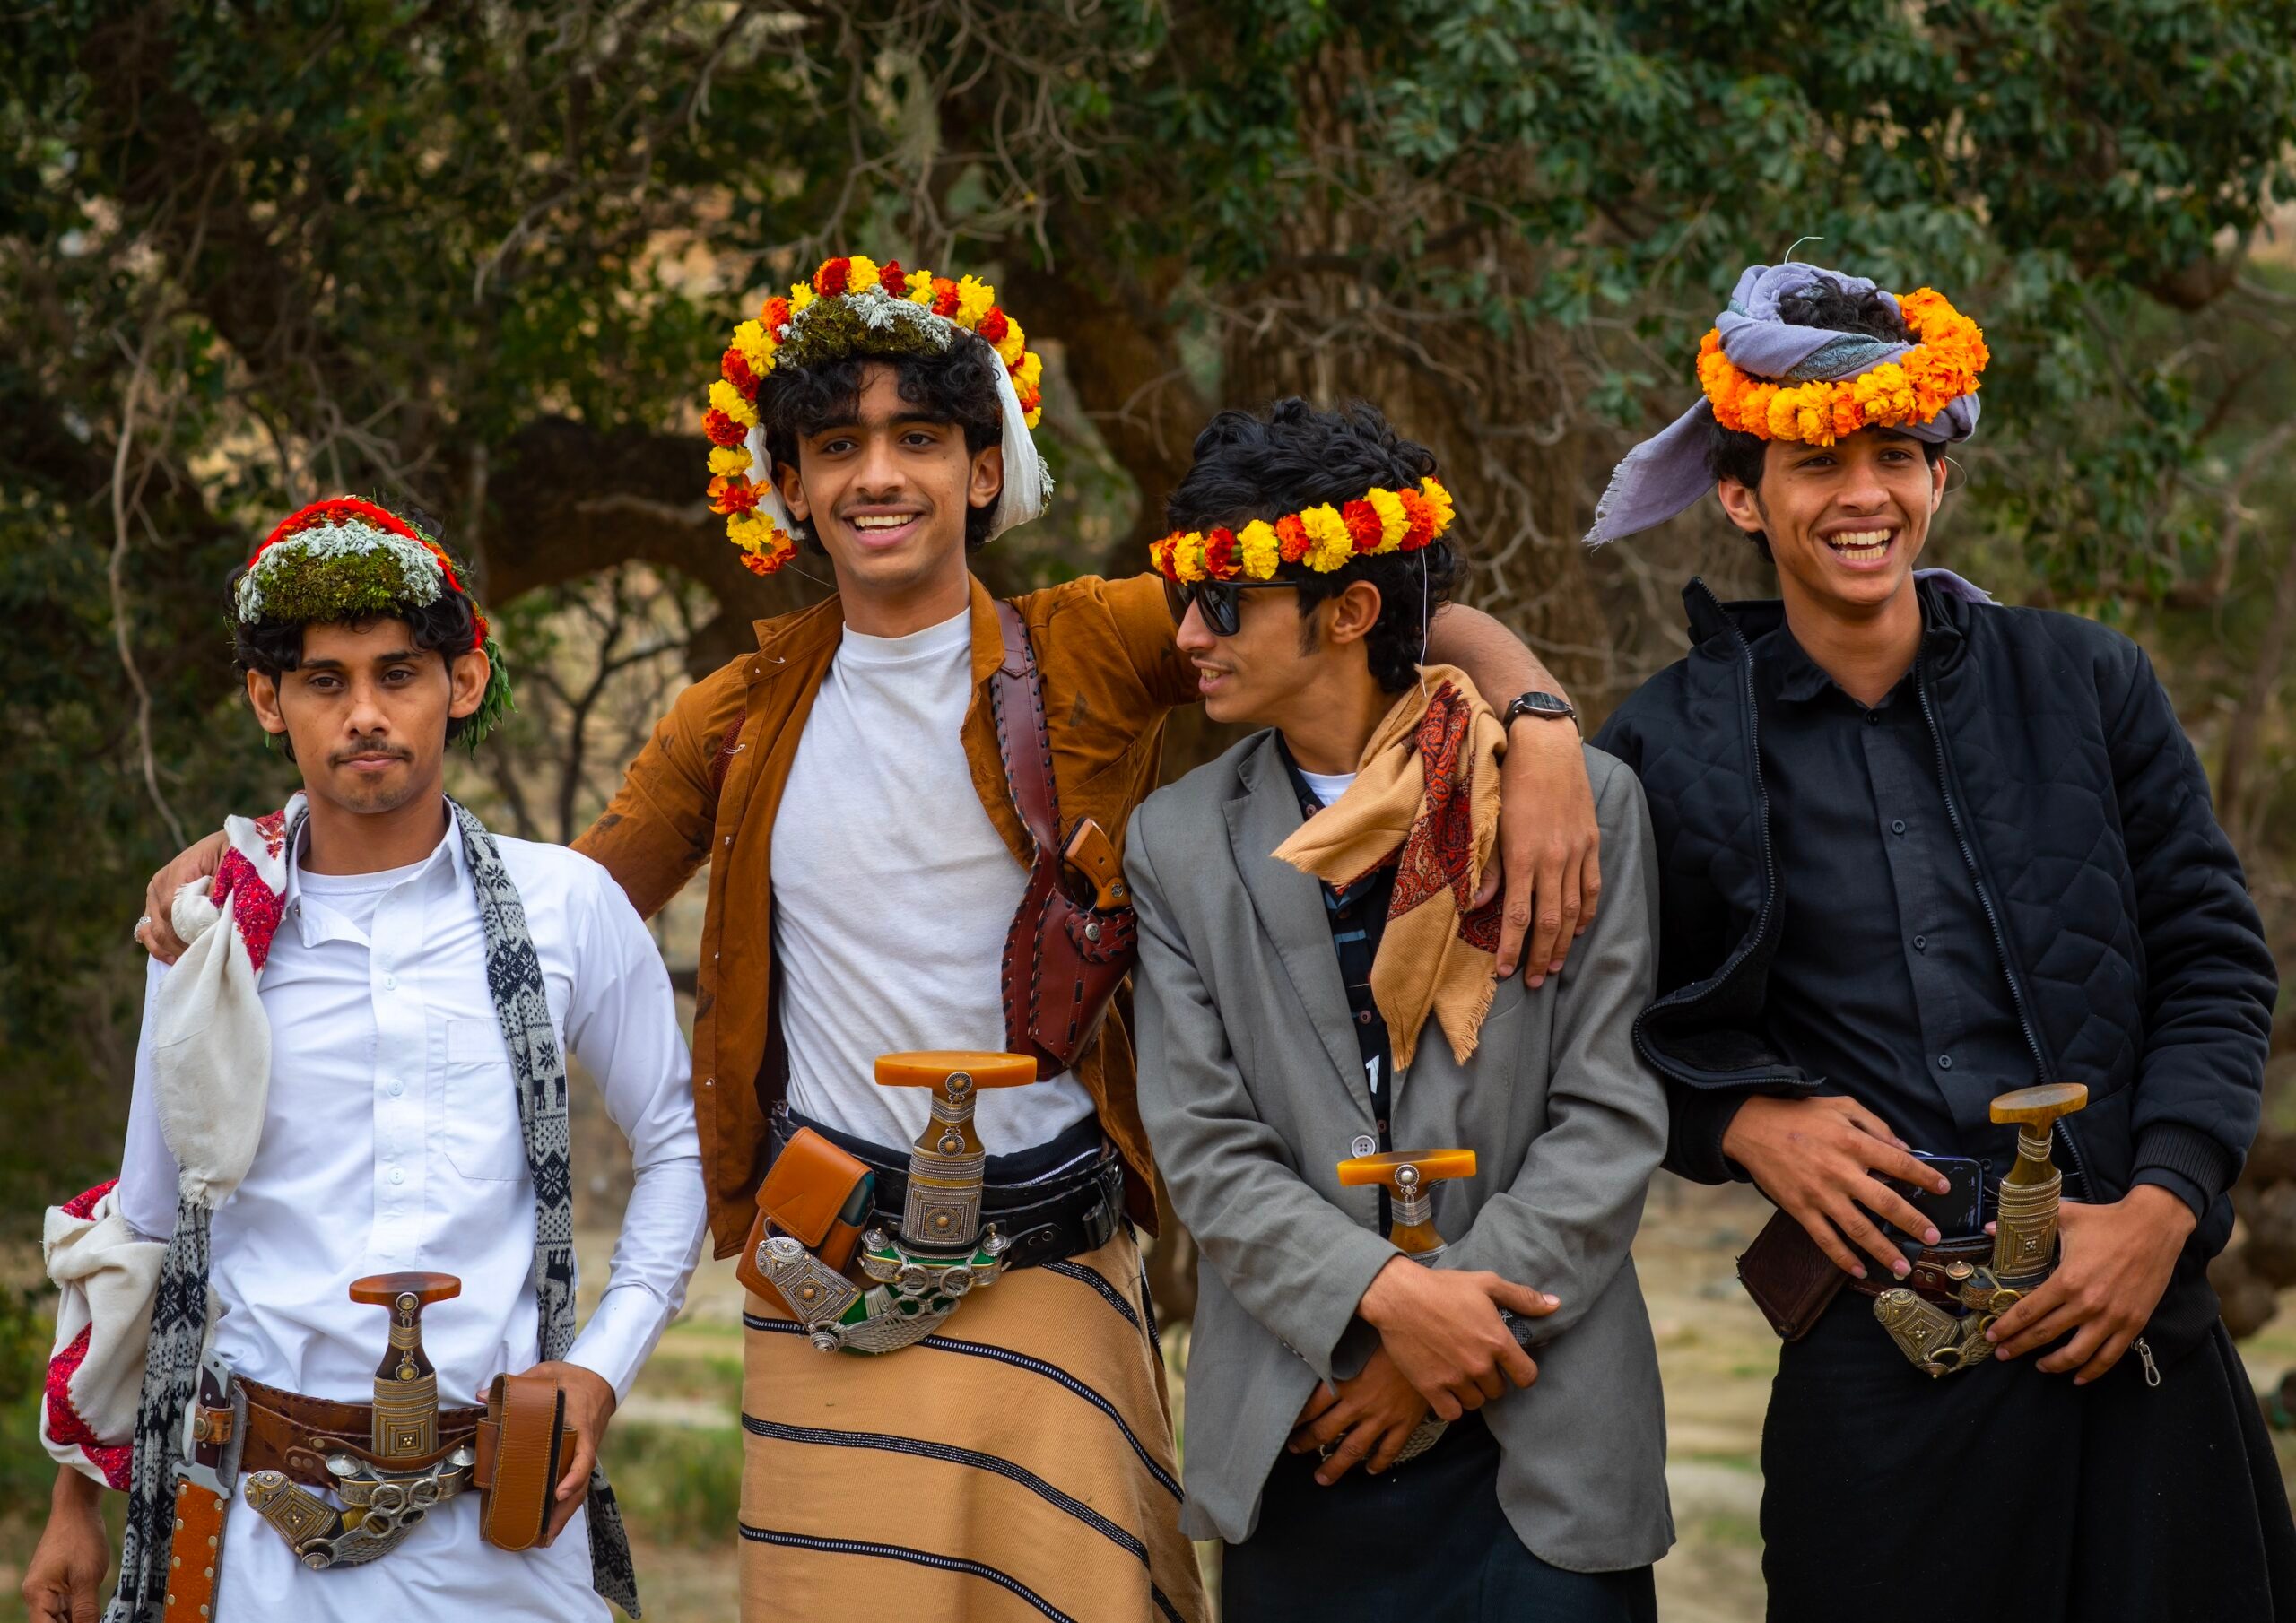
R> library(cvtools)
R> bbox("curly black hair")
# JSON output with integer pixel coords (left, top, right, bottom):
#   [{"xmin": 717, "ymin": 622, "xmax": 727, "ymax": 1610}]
[
  {"xmin": 229, "ymin": 503, "xmax": 483, "ymax": 760},
  {"xmin": 1706, "ymin": 282, "xmax": 1946, "ymax": 561},
  {"xmin": 758, "ymin": 338, "xmax": 1007, "ymax": 556},
  {"xmin": 1166, "ymin": 398, "xmax": 1462, "ymax": 693}
]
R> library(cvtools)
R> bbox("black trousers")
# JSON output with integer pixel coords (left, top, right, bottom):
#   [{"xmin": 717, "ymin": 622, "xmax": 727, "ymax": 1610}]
[
  {"xmin": 1762, "ymin": 1293, "xmax": 2296, "ymax": 1623},
  {"xmin": 1222, "ymin": 1412, "xmax": 1657, "ymax": 1622}
]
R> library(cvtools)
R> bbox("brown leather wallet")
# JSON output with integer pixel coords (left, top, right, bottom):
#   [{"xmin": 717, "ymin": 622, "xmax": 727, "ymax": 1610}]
[
  {"xmin": 735, "ymin": 1126, "xmax": 874, "ymax": 1310},
  {"xmin": 474, "ymin": 1372, "xmax": 578, "ymax": 1551},
  {"xmin": 1735, "ymin": 1207, "xmax": 1849, "ymax": 1341}
]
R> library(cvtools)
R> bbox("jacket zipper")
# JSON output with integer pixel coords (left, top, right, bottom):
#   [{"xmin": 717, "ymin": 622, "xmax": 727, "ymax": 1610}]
[
  {"xmin": 1915, "ymin": 662, "xmax": 2158, "ymax": 1384},
  {"xmin": 1629, "ymin": 595, "xmax": 1803, "ymax": 1097}
]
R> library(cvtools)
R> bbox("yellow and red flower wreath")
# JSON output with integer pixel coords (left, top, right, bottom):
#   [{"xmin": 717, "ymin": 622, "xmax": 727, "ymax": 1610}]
[
  {"xmin": 699, "ymin": 255, "xmax": 1047, "ymax": 577},
  {"xmin": 1698, "ymin": 287, "xmax": 1989, "ymax": 447},
  {"xmin": 1148, "ymin": 476, "xmax": 1457, "ymax": 585}
]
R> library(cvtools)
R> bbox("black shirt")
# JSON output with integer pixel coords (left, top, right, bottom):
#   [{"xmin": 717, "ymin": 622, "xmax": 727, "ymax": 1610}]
[
  {"xmin": 1278, "ymin": 742, "xmax": 1397, "ymax": 1152},
  {"xmin": 1753, "ymin": 612, "xmax": 2048, "ymax": 1198}
]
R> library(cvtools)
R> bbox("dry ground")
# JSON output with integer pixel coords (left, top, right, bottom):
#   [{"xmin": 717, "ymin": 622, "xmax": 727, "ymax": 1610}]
[{"xmin": 11, "ymin": 1178, "xmax": 2296, "ymax": 1621}]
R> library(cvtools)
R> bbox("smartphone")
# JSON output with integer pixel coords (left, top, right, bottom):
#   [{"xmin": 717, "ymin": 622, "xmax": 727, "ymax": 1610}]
[{"xmin": 1877, "ymin": 1151, "xmax": 1985, "ymax": 1261}]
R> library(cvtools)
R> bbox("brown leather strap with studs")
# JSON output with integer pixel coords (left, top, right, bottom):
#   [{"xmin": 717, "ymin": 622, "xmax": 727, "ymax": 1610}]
[{"xmin": 162, "ymin": 1477, "xmax": 229, "ymax": 1623}]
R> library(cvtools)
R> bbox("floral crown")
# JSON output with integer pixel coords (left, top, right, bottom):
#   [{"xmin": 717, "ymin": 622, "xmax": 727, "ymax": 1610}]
[
  {"xmin": 1699, "ymin": 288, "xmax": 1989, "ymax": 446},
  {"xmin": 700, "ymin": 255, "xmax": 1048, "ymax": 577},
  {"xmin": 236, "ymin": 497, "xmax": 513, "ymax": 750},
  {"xmin": 1149, "ymin": 476, "xmax": 1457, "ymax": 585}
]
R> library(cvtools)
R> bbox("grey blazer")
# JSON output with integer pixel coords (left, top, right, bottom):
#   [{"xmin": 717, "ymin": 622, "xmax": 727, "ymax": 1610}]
[{"xmin": 1125, "ymin": 732, "xmax": 1674, "ymax": 1572}]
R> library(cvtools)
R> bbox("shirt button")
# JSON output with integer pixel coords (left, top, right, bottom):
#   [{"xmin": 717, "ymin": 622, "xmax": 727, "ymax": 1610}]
[
  {"xmin": 1356, "ymin": 1009, "xmax": 1374, "ymax": 1026},
  {"xmin": 1865, "ymin": 712, "xmax": 1881, "ymax": 726},
  {"xmin": 1913, "ymin": 935, "xmax": 1927, "ymax": 951},
  {"xmin": 1351, "ymin": 1134, "xmax": 1378, "ymax": 1158},
  {"xmin": 1891, "ymin": 820, "xmax": 1907, "ymax": 835},
  {"xmin": 387, "ymin": 1081, "xmax": 404, "ymax": 1098},
  {"xmin": 389, "ymin": 1167, "xmax": 406, "ymax": 1185},
  {"xmin": 1937, "ymin": 1055, "xmax": 1954, "ymax": 1071},
  {"xmin": 383, "ymin": 975, "xmax": 397, "ymax": 991}
]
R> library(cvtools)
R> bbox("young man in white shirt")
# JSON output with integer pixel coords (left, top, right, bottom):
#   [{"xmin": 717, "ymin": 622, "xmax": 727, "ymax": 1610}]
[{"xmin": 25, "ymin": 499, "xmax": 706, "ymax": 1623}]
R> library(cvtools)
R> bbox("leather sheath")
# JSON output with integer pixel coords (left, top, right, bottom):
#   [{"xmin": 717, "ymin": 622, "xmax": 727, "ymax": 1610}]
[
  {"xmin": 735, "ymin": 1126, "xmax": 873, "ymax": 1309},
  {"xmin": 474, "ymin": 1372, "xmax": 575, "ymax": 1552},
  {"xmin": 162, "ymin": 1478, "xmax": 230, "ymax": 1623}
]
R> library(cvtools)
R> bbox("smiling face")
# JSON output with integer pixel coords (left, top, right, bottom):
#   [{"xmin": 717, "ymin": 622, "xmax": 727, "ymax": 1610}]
[
  {"xmin": 774, "ymin": 362, "xmax": 1004, "ymax": 609},
  {"xmin": 1718, "ymin": 427, "xmax": 1948, "ymax": 619},
  {"xmin": 245, "ymin": 618, "xmax": 488, "ymax": 817}
]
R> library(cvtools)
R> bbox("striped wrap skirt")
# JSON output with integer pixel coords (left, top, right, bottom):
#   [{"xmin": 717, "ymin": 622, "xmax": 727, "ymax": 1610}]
[{"xmin": 738, "ymin": 1227, "xmax": 1208, "ymax": 1622}]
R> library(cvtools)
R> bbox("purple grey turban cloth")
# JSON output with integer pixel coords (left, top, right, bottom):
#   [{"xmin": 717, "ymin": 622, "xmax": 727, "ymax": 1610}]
[{"xmin": 1584, "ymin": 261, "xmax": 1985, "ymax": 550}]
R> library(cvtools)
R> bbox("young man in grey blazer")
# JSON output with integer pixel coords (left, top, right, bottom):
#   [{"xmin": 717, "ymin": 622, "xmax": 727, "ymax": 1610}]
[{"xmin": 1125, "ymin": 399, "xmax": 1673, "ymax": 1622}]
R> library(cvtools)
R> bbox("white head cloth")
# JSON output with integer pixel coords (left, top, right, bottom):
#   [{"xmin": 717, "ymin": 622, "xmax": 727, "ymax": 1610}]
[{"xmin": 742, "ymin": 313, "xmax": 1053, "ymax": 550}]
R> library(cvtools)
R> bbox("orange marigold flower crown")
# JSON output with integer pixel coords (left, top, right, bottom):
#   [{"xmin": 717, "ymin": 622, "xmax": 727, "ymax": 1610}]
[
  {"xmin": 1149, "ymin": 476, "xmax": 1457, "ymax": 585},
  {"xmin": 1699, "ymin": 287, "xmax": 1990, "ymax": 446},
  {"xmin": 699, "ymin": 255, "xmax": 1049, "ymax": 577}
]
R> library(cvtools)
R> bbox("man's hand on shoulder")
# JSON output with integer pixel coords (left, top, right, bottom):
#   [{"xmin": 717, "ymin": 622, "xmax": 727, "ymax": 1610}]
[
  {"xmin": 1722, "ymin": 1094, "xmax": 1951, "ymax": 1280},
  {"xmin": 517, "ymin": 1360, "xmax": 618, "ymax": 1543},
  {"xmin": 23, "ymin": 1466, "xmax": 109, "ymax": 1623},
  {"xmin": 1355, "ymin": 1254, "xmax": 1554, "ymax": 1419},
  {"xmin": 1486, "ymin": 719, "xmax": 1602, "ymax": 988},
  {"xmin": 137, "ymin": 830, "xmax": 228, "ymax": 965},
  {"xmin": 1987, "ymin": 1187, "xmax": 2195, "ymax": 1383}
]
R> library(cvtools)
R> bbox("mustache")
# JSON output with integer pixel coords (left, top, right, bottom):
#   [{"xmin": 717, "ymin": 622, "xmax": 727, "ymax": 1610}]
[{"xmin": 329, "ymin": 736, "xmax": 413, "ymax": 766}]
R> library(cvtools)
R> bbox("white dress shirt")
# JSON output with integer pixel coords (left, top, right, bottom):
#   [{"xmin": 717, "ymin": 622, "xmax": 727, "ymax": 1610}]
[
  {"xmin": 773, "ymin": 609, "xmax": 1096, "ymax": 1150},
  {"xmin": 116, "ymin": 816, "xmax": 706, "ymax": 1621}
]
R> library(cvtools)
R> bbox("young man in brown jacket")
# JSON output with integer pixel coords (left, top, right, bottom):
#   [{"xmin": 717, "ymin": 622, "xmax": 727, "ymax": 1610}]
[{"xmin": 141, "ymin": 254, "xmax": 1603, "ymax": 1621}]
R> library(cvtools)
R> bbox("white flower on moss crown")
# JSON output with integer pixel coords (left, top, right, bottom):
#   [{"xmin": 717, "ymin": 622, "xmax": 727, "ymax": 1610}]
[{"xmin": 234, "ymin": 519, "xmax": 446, "ymax": 623}]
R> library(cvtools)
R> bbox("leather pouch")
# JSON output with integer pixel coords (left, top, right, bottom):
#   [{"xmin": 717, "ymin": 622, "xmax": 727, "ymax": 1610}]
[
  {"xmin": 474, "ymin": 1372, "xmax": 578, "ymax": 1551},
  {"xmin": 1736, "ymin": 1207, "xmax": 1848, "ymax": 1341},
  {"xmin": 735, "ymin": 1127, "xmax": 874, "ymax": 1309}
]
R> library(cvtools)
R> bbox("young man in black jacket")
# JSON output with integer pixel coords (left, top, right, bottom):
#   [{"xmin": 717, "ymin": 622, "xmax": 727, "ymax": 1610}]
[{"xmin": 1590, "ymin": 261, "xmax": 2296, "ymax": 1621}]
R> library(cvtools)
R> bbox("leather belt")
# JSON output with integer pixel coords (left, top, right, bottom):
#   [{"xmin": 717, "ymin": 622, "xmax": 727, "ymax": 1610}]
[
  {"xmin": 1842, "ymin": 1235, "xmax": 1996, "ymax": 1306},
  {"xmin": 221, "ymin": 1377, "xmax": 486, "ymax": 1490},
  {"xmin": 769, "ymin": 1107, "xmax": 1125, "ymax": 1270}
]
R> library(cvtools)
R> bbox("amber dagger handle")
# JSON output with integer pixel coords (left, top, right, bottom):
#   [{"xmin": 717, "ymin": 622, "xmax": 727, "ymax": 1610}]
[
  {"xmin": 1987, "ymin": 1083, "xmax": 2088, "ymax": 1286},
  {"xmin": 1337, "ymin": 1149, "xmax": 1478, "ymax": 1256},
  {"xmin": 876, "ymin": 1052, "xmax": 1039, "ymax": 1254},
  {"xmin": 350, "ymin": 1271, "xmax": 459, "ymax": 1462}
]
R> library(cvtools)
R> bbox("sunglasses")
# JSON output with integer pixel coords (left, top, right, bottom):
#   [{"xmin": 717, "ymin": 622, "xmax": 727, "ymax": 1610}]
[{"xmin": 1163, "ymin": 577, "xmax": 1298, "ymax": 638}]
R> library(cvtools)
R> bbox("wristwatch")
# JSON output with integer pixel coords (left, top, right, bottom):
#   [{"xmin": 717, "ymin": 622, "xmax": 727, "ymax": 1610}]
[{"xmin": 1502, "ymin": 690, "xmax": 1579, "ymax": 733}]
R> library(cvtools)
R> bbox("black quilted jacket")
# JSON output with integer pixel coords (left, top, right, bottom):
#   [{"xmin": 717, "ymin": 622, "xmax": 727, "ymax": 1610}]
[{"xmin": 1595, "ymin": 577, "xmax": 2275, "ymax": 1263}]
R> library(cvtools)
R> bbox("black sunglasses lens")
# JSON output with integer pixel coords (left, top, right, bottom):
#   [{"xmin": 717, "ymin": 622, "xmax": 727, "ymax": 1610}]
[{"xmin": 1169, "ymin": 581, "xmax": 1244, "ymax": 636}]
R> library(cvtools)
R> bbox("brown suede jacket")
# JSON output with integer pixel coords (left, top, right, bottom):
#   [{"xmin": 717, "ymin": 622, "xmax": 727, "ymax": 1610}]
[{"xmin": 574, "ymin": 571, "xmax": 1195, "ymax": 1258}]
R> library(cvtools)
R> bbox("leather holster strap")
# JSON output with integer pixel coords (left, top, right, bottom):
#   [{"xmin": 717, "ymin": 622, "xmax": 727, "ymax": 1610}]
[
  {"xmin": 228, "ymin": 1377, "xmax": 485, "ymax": 1488},
  {"xmin": 1842, "ymin": 1234, "xmax": 1996, "ymax": 1305}
]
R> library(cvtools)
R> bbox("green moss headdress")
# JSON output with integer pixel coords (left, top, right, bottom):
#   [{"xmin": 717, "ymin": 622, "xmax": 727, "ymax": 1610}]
[{"xmin": 236, "ymin": 497, "xmax": 513, "ymax": 751}]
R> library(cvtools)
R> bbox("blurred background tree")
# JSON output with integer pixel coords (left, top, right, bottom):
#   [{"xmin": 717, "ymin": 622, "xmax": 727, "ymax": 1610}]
[{"xmin": 3, "ymin": 0, "xmax": 2294, "ymax": 1295}]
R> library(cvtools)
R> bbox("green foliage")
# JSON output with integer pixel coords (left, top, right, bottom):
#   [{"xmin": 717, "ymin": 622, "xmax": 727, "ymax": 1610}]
[{"xmin": 0, "ymin": 0, "xmax": 2292, "ymax": 1212}]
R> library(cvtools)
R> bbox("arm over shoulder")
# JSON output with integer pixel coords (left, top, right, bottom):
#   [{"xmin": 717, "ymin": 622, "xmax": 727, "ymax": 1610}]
[{"xmin": 572, "ymin": 654, "xmax": 752, "ymax": 920}]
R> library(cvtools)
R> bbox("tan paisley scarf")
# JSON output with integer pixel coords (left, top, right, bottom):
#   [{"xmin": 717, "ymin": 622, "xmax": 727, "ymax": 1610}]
[{"xmin": 1274, "ymin": 667, "xmax": 1507, "ymax": 1070}]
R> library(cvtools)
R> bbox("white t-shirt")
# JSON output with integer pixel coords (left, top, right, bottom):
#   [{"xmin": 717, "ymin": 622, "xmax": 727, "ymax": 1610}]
[
  {"xmin": 772, "ymin": 610, "xmax": 1097, "ymax": 1151},
  {"xmin": 1297, "ymin": 767, "xmax": 1358, "ymax": 807}
]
